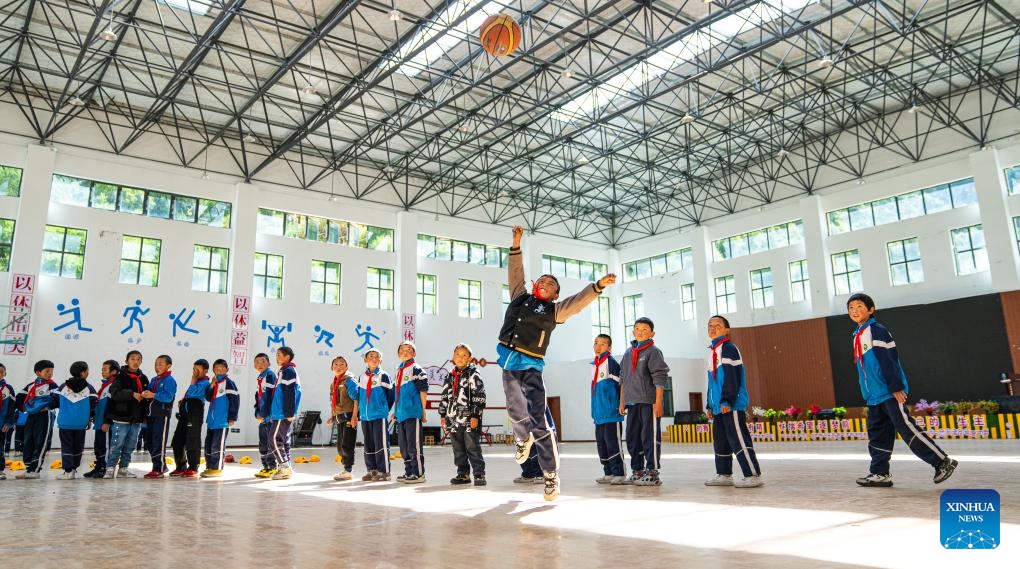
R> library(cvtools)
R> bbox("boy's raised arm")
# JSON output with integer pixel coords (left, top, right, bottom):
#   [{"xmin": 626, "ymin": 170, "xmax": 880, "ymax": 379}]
[
  {"xmin": 508, "ymin": 226, "xmax": 526, "ymax": 299},
  {"xmin": 554, "ymin": 273, "xmax": 617, "ymax": 323}
]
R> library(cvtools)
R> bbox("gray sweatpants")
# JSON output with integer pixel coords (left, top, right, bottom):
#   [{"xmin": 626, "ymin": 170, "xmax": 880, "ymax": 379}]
[{"xmin": 503, "ymin": 368, "xmax": 559, "ymax": 472}]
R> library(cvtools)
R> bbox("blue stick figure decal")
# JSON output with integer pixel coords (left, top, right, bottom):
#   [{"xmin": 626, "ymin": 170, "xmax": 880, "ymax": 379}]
[
  {"xmin": 354, "ymin": 324, "xmax": 380, "ymax": 353},
  {"xmin": 261, "ymin": 320, "xmax": 292, "ymax": 349},
  {"xmin": 168, "ymin": 308, "xmax": 200, "ymax": 338},
  {"xmin": 121, "ymin": 300, "xmax": 150, "ymax": 334},
  {"xmin": 53, "ymin": 298, "xmax": 93, "ymax": 333},
  {"xmin": 313, "ymin": 325, "xmax": 335, "ymax": 348}
]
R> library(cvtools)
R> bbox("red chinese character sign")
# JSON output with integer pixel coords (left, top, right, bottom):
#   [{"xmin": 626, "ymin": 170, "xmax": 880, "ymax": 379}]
[
  {"xmin": 3, "ymin": 274, "xmax": 36, "ymax": 355},
  {"xmin": 402, "ymin": 313, "xmax": 416, "ymax": 342},
  {"xmin": 230, "ymin": 295, "xmax": 251, "ymax": 366}
]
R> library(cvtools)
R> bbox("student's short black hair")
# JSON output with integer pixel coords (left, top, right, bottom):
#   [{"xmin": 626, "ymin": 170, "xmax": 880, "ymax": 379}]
[
  {"xmin": 0, "ymin": 362, "xmax": 6, "ymax": 371},
  {"xmin": 538, "ymin": 274, "xmax": 561, "ymax": 293},
  {"xmin": 156, "ymin": 354, "xmax": 172, "ymax": 366},
  {"xmin": 847, "ymin": 293, "xmax": 875, "ymax": 310},
  {"xmin": 634, "ymin": 316, "xmax": 655, "ymax": 331},
  {"xmin": 709, "ymin": 315, "xmax": 731, "ymax": 328},
  {"xmin": 212, "ymin": 359, "xmax": 228, "ymax": 370},
  {"xmin": 69, "ymin": 361, "xmax": 88, "ymax": 378},
  {"xmin": 194, "ymin": 359, "xmax": 210, "ymax": 371},
  {"xmin": 595, "ymin": 333, "xmax": 613, "ymax": 347},
  {"xmin": 34, "ymin": 360, "xmax": 54, "ymax": 373},
  {"xmin": 254, "ymin": 352, "xmax": 270, "ymax": 362},
  {"xmin": 125, "ymin": 350, "xmax": 142, "ymax": 362},
  {"xmin": 103, "ymin": 360, "xmax": 120, "ymax": 374},
  {"xmin": 277, "ymin": 346, "xmax": 295, "ymax": 361}
]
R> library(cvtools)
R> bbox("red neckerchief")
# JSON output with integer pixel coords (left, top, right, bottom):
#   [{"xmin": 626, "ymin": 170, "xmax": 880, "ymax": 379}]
[
  {"xmin": 26, "ymin": 378, "xmax": 47, "ymax": 404},
  {"xmin": 711, "ymin": 336, "xmax": 731, "ymax": 374},
  {"xmin": 123, "ymin": 369, "xmax": 143, "ymax": 393},
  {"xmin": 853, "ymin": 323, "xmax": 869, "ymax": 378},
  {"xmin": 210, "ymin": 376, "xmax": 227, "ymax": 404},
  {"xmin": 256, "ymin": 371, "xmax": 266, "ymax": 406},
  {"xmin": 530, "ymin": 280, "xmax": 553, "ymax": 301},
  {"xmin": 451, "ymin": 367, "xmax": 464, "ymax": 400},
  {"xmin": 330, "ymin": 374, "xmax": 347, "ymax": 410},
  {"xmin": 592, "ymin": 353, "xmax": 609, "ymax": 395},
  {"xmin": 98, "ymin": 377, "xmax": 116, "ymax": 398},
  {"xmin": 396, "ymin": 359, "xmax": 415, "ymax": 400},
  {"xmin": 364, "ymin": 369, "xmax": 376, "ymax": 405},
  {"xmin": 150, "ymin": 370, "xmax": 171, "ymax": 394},
  {"xmin": 630, "ymin": 340, "xmax": 654, "ymax": 372}
]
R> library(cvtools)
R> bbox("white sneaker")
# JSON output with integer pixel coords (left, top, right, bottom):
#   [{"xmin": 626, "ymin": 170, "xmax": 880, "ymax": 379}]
[
  {"xmin": 0, "ymin": 471, "xmax": 6, "ymax": 480},
  {"xmin": 56, "ymin": 470, "xmax": 76, "ymax": 480},
  {"xmin": 514, "ymin": 434, "xmax": 535, "ymax": 464},
  {"xmin": 333, "ymin": 471, "xmax": 353, "ymax": 481},
  {"xmin": 595, "ymin": 475, "xmax": 613, "ymax": 484},
  {"xmin": 543, "ymin": 470, "xmax": 559, "ymax": 501},
  {"xmin": 117, "ymin": 468, "xmax": 138, "ymax": 479},
  {"xmin": 734, "ymin": 475, "xmax": 764, "ymax": 488},
  {"xmin": 705, "ymin": 474, "xmax": 734, "ymax": 486},
  {"xmin": 16, "ymin": 471, "xmax": 40, "ymax": 480},
  {"xmin": 609, "ymin": 475, "xmax": 628, "ymax": 485},
  {"xmin": 855, "ymin": 472, "xmax": 893, "ymax": 487},
  {"xmin": 271, "ymin": 465, "xmax": 293, "ymax": 480},
  {"xmin": 103, "ymin": 468, "xmax": 117, "ymax": 479}
]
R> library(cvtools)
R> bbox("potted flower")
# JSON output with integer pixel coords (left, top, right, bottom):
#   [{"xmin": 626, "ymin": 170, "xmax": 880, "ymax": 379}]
[
  {"xmin": 751, "ymin": 406, "xmax": 766, "ymax": 421},
  {"xmin": 764, "ymin": 408, "xmax": 779, "ymax": 423},
  {"xmin": 955, "ymin": 401, "xmax": 974, "ymax": 415},
  {"xmin": 806, "ymin": 403, "xmax": 822, "ymax": 418},
  {"xmin": 832, "ymin": 406, "xmax": 847, "ymax": 419},
  {"xmin": 942, "ymin": 401, "xmax": 959, "ymax": 415},
  {"xmin": 785, "ymin": 405, "xmax": 802, "ymax": 420}
]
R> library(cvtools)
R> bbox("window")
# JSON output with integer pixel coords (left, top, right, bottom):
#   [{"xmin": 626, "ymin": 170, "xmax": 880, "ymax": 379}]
[
  {"xmin": 542, "ymin": 254, "xmax": 608, "ymax": 281},
  {"xmin": 502, "ymin": 284, "xmax": 511, "ymax": 310},
  {"xmin": 253, "ymin": 253, "xmax": 283, "ymax": 299},
  {"xmin": 118, "ymin": 236, "xmax": 161, "ymax": 286},
  {"xmin": 887, "ymin": 238, "xmax": 924, "ymax": 286},
  {"xmin": 826, "ymin": 178, "xmax": 978, "ymax": 235},
  {"xmin": 417, "ymin": 233, "xmax": 508, "ymax": 267},
  {"xmin": 591, "ymin": 296, "xmax": 611, "ymax": 337},
  {"xmin": 457, "ymin": 279, "xmax": 482, "ymax": 319},
  {"xmin": 680, "ymin": 283, "xmax": 696, "ymax": 321},
  {"xmin": 1014, "ymin": 217, "xmax": 1020, "ymax": 255},
  {"xmin": 622, "ymin": 247, "xmax": 693, "ymax": 281},
  {"xmin": 749, "ymin": 268, "xmax": 773, "ymax": 309},
  {"xmin": 0, "ymin": 165, "xmax": 23, "ymax": 196},
  {"xmin": 712, "ymin": 221, "xmax": 804, "ymax": 261},
  {"xmin": 192, "ymin": 245, "xmax": 229, "ymax": 293},
  {"xmin": 1006, "ymin": 165, "xmax": 1020, "ymax": 194},
  {"xmin": 789, "ymin": 260, "xmax": 809, "ymax": 303},
  {"xmin": 714, "ymin": 275, "xmax": 736, "ymax": 314},
  {"xmin": 311, "ymin": 260, "xmax": 342, "ymax": 305},
  {"xmin": 366, "ymin": 267, "xmax": 394, "ymax": 310},
  {"xmin": 257, "ymin": 208, "xmax": 391, "ymax": 251},
  {"xmin": 0, "ymin": 218, "xmax": 14, "ymax": 272},
  {"xmin": 622, "ymin": 294, "xmax": 644, "ymax": 338},
  {"xmin": 50, "ymin": 174, "xmax": 230, "ymax": 227},
  {"xmin": 951, "ymin": 225, "xmax": 988, "ymax": 275},
  {"xmin": 41, "ymin": 225, "xmax": 87, "ymax": 279},
  {"xmin": 831, "ymin": 250, "xmax": 862, "ymax": 295},
  {"xmin": 417, "ymin": 274, "xmax": 437, "ymax": 315}
]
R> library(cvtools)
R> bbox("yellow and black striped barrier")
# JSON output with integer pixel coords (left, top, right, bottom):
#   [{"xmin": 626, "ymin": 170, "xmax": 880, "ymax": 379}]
[{"xmin": 664, "ymin": 414, "xmax": 1020, "ymax": 443}]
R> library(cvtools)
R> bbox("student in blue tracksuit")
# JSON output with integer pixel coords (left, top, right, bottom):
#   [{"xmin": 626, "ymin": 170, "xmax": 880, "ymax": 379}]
[
  {"xmin": 252, "ymin": 353, "xmax": 278, "ymax": 479},
  {"xmin": 269, "ymin": 347, "xmax": 301, "ymax": 480},
  {"xmin": 0, "ymin": 363, "xmax": 17, "ymax": 480},
  {"xmin": 391, "ymin": 342, "xmax": 429, "ymax": 484},
  {"xmin": 202, "ymin": 359, "xmax": 239, "ymax": 478},
  {"xmin": 170, "ymin": 360, "xmax": 211, "ymax": 478},
  {"xmin": 847, "ymin": 293, "xmax": 957, "ymax": 487},
  {"xmin": 349, "ymin": 348, "xmax": 394, "ymax": 482},
  {"xmin": 82, "ymin": 360, "xmax": 119, "ymax": 478},
  {"xmin": 17, "ymin": 360, "xmax": 58, "ymax": 479},
  {"xmin": 590, "ymin": 334, "xmax": 625, "ymax": 484},
  {"xmin": 704, "ymin": 315, "xmax": 763, "ymax": 489},
  {"xmin": 142, "ymin": 354, "xmax": 177, "ymax": 479},
  {"xmin": 52, "ymin": 361, "xmax": 98, "ymax": 479}
]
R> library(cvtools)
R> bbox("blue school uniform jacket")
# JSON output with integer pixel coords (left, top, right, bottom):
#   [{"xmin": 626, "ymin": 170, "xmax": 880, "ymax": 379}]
[
  {"xmin": 21, "ymin": 377, "xmax": 58, "ymax": 415},
  {"xmin": 0, "ymin": 379, "xmax": 17, "ymax": 428},
  {"xmin": 393, "ymin": 360, "xmax": 428, "ymax": 422},
  {"xmin": 852, "ymin": 318, "xmax": 909, "ymax": 406},
  {"xmin": 347, "ymin": 367, "xmax": 394, "ymax": 422},
  {"xmin": 180, "ymin": 377, "xmax": 211, "ymax": 416},
  {"xmin": 269, "ymin": 363, "xmax": 301, "ymax": 421},
  {"xmin": 148, "ymin": 372, "xmax": 177, "ymax": 417},
  {"xmin": 706, "ymin": 336, "xmax": 749, "ymax": 414},
  {"xmin": 255, "ymin": 368, "xmax": 277, "ymax": 420},
  {"xmin": 591, "ymin": 353, "xmax": 624, "ymax": 425},
  {"xmin": 206, "ymin": 375, "xmax": 240, "ymax": 429},
  {"xmin": 93, "ymin": 377, "xmax": 117, "ymax": 431},
  {"xmin": 53, "ymin": 377, "xmax": 97, "ymax": 430}
]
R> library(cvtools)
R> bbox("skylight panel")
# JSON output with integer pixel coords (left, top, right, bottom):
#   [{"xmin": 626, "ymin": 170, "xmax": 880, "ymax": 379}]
[
  {"xmin": 389, "ymin": 0, "xmax": 512, "ymax": 77},
  {"xmin": 160, "ymin": 0, "xmax": 211, "ymax": 16}
]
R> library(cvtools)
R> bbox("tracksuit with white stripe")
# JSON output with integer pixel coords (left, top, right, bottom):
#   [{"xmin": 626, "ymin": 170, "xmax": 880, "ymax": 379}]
[
  {"xmin": 853, "ymin": 318, "xmax": 947, "ymax": 475},
  {"xmin": 393, "ymin": 359, "xmax": 428, "ymax": 478},
  {"xmin": 348, "ymin": 367, "xmax": 394, "ymax": 474},
  {"xmin": 52, "ymin": 377, "xmax": 97, "ymax": 473},
  {"xmin": 171, "ymin": 377, "xmax": 209, "ymax": 472},
  {"xmin": 620, "ymin": 340, "xmax": 670, "ymax": 475},
  {"xmin": 146, "ymin": 371, "xmax": 177, "ymax": 473},
  {"xmin": 205, "ymin": 375, "xmax": 240, "ymax": 470},
  {"xmin": 20, "ymin": 377, "xmax": 58, "ymax": 474},
  {"xmin": 706, "ymin": 336, "xmax": 761, "ymax": 478},
  {"xmin": 268, "ymin": 363, "xmax": 302, "ymax": 469},
  {"xmin": 0, "ymin": 379, "xmax": 15, "ymax": 470},
  {"xmin": 255, "ymin": 368, "xmax": 277, "ymax": 469},
  {"xmin": 90, "ymin": 377, "xmax": 116, "ymax": 472},
  {"xmin": 591, "ymin": 352, "xmax": 624, "ymax": 477}
]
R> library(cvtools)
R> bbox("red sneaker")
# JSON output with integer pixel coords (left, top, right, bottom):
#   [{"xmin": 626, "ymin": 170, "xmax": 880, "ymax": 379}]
[
  {"xmin": 143, "ymin": 470, "xmax": 165, "ymax": 479},
  {"xmin": 181, "ymin": 469, "xmax": 199, "ymax": 478},
  {"xmin": 168, "ymin": 469, "xmax": 187, "ymax": 478}
]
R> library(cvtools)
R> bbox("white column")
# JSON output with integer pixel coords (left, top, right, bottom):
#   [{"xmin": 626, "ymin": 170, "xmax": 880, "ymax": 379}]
[
  {"xmin": 969, "ymin": 148, "xmax": 1020, "ymax": 291},
  {"xmin": 799, "ymin": 195, "xmax": 834, "ymax": 316},
  {"xmin": 228, "ymin": 182, "xmax": 260, "ymax": 444},
  {"xmin": 606, "ymin": 247, "xmax": 623, "ymax": 342},
  {"xmin": 395, "ymin": 210, "xmax": 420, "ymax": 334},
  {"xmin": 689, "ymin": 226, "xmax": 713, "ymax": 325}
]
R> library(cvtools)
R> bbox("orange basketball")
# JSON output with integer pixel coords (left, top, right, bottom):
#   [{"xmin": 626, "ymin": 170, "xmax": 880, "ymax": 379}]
[{"xmin": 479, "ymin": 14, "xmax": 522, "ymax": 57}]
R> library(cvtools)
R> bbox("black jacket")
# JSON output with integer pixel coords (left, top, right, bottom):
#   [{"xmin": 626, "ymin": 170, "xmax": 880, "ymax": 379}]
[{"xmin": 104, "ymin": 369, "xmax": 149, "ymax": 424}]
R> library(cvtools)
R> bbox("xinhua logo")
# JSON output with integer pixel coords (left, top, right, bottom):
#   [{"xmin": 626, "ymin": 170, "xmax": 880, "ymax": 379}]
[{"xmin": 940, "ymin": 489, "xmax": 1000, "ymax": 549}]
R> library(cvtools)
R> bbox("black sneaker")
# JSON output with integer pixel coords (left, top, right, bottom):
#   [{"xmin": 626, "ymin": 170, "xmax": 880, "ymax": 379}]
[
  {"xmin": 474, "ymin": 475, "xmax": 487, "ymax": 486},
  {"xmin": 450, "ymin": 474, "xmax": 471, "ymax": 485},
  {"xmin": 82, "ymin": 468, "xmax": 105, "ymax": 479},
  {"xmin": 855, "ymin": 473, "xmax": 893, "ymax": 487},
  {"xmin": 934, "ymin": 458, "xmax": 959, "ymax": 484}
]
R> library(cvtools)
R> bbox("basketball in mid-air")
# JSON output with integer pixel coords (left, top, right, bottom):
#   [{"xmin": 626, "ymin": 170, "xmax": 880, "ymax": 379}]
[{"xmin": 479, "ymin": 14, "xmax": 522, "ymax": 57}]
